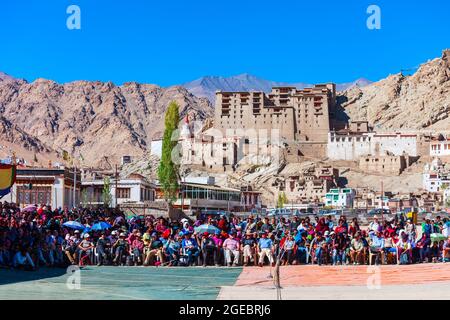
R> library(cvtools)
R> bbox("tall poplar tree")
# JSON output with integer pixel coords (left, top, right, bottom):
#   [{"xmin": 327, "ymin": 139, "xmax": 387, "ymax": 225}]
[{"xmin": 158, "ymin": 101, "xmax": 180, "ymax": 203}]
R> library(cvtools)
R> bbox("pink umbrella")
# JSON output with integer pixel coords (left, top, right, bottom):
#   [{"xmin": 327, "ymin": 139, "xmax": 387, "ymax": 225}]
[{"xmin": 22, "ymin": 205, "xmax": 37, "ymax": 213}]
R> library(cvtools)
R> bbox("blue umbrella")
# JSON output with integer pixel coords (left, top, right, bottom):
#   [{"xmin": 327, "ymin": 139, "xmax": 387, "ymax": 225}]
[
  {"xmin": 62, "ymin": 221, "xmax": 85, "ymax": 230},
  {"xmin": 194, "ymin": 224, "xmax": 220, "ymax": 234},
  {"xmin": 91, "ymin": 221, "xmax": 112, "ymax": 231}
]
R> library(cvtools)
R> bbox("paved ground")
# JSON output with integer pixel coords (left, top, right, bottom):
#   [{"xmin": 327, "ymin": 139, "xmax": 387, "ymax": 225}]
[
  {"xmin": 218, "ymin": 264, "xmax": 450, "ymax": 300},
  {"xmin": 0, "ymin": 266, "xmax": 242, "ymax": 300},
  {"xmin": 2, "ymin": 264, "xmax": 449, "ymax": 300}
]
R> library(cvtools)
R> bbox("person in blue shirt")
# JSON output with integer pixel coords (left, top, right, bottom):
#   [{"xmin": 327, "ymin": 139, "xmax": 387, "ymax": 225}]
[
  {"xmin": 369, "ymin": 231, "xmax": 385, "ymax": 264},
  {"xmin": 181, "ymin": 232, "xmax": 200, "ymax": 266},
  {"xmin": 257, "ymin": 232, "xmax": 274, "ymax": 267}
]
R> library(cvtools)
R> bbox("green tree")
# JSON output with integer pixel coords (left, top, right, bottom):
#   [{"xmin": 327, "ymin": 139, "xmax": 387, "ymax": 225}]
[
  {"xmin": 277, "ymin": 192, "xmax": 288, "ymax": 208},
  {"xmin": 158, "ymin": 101, "xmax": 180, "ymax": 203},
  {"xmin": 81, "ymin": 188, "xmax": 89, "ymax": 205},
  {"xmin": 102, "ymin": 176, "xmax": 112, "ymax": 208}
]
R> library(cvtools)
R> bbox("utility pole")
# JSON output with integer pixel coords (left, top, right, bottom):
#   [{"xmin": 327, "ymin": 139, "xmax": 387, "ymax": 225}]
[
  {"xmin": 181, "ymin": 172, "xmax": 185, "ymax": 212},
  {"xmin": 115, "ymin": 164, "xmax": 118, "ymax": 208},
  {"xmin": 73, "ymin": 166, "xmax": 77, "ymax": 209},
  {"xmin": 381, "ymin": 180, "xmax": 384, "ymax": 223}
]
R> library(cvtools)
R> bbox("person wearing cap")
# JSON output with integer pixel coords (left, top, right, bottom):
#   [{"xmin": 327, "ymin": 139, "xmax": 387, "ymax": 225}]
[
  {"xmin": 77, "ymin": 233, "xmax": 94, "ymax": 266},
  {"xmin": 112, "ymin": 232, "xmax": 129, "ymax": 265},
  {"xmin": 369, "ymin": 230, "xmax": 385, "ymax": 265},
  {"xmin": 163, "ymin": 233, "xmax": 181, "ymax": 266},
  {"xmin": 257, "ymin": 232, "xmax": 274, "ymax": 267},
  {"xmin": 180, "ymin": 232, "xmax": 200, "ymax": 266},
  {"xmin": 63, "ymin": 230, "xmax": 81, "ymax": 265},
  {"xmin": 242, "ymin": 231, "xmax": 257, "ymax": 266},
  {"xmin": 200, "ymin": 232, "xmax": 218, "ymax": 266},
  {"xmin": 223, "ymin": 232, "xmax": 240, "ymax": 267}
]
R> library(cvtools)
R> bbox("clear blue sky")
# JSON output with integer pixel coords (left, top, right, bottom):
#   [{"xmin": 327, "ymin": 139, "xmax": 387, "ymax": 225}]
[{"xmin": 0, "ymin": 0, "xmax": 448, "ymax": 86}]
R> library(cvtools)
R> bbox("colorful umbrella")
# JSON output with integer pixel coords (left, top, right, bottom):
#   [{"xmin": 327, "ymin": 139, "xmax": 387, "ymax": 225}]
[
  {"xmin": 62, "ymin": 221, "xmax": 85, "ymax": 230},
  {"xmin": 431, "ymin": 233, "xmax": 447, "ymax": 243},
  {"xmin": 194, "ymin": 224, "xmax": 220, "ymax": 234},
  {"xmin": 91, "ymin": 221, "xmax": 112, "ymax": 231}
]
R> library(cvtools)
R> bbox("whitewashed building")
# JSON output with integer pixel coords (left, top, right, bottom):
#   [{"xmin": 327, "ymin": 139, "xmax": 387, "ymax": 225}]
[
  {"xmin": 430, "ymin": 139, "xmax": 450, "ymax": 157},
  {"xmin": 423, "ymin": 158, "xmax": 450, "ymax": 193},
  {"xmin": 81, "ymin": 173, "xmax": 155, "ymax": 207},
  {"xmin": 327, "ymin": 132, "xmax": 418, "ymax": 161},
  {"xmin": 324, "ymin": 188, "xmax": 356, "ymax": 208}
]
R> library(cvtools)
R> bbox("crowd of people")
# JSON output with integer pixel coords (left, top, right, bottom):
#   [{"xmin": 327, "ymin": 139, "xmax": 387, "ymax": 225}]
[{"xmin": 1, "ymin": 200, "xmax": 450, "ymax": 270}]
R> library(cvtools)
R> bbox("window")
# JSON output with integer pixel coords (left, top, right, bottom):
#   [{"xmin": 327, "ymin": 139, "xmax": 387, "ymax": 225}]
[{"xmin": 117, "ymin": 188, "xmax": 130, "ymax": 199}]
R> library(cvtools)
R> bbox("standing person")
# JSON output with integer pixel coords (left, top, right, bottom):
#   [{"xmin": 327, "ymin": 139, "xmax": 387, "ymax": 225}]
[
  {"xmin": 222, "ymin": 232, "xmax": 240, "ymax": 267},
  {"xmin": 405, "ymin": 219, "xmax": 416, "ymax": 242},
  {"xmin": 257, "ymin": 232, "xmax": 274, "ymax": 267}
]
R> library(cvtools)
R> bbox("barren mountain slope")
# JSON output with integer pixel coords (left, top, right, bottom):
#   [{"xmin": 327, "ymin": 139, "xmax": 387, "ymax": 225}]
[
  {"xmin": 340, "ymin": 49, "xmax": 450, "ymax": 130},
  {"xmin": 0, "ymin": 78, "xmax": 212, "ymax": 166}
]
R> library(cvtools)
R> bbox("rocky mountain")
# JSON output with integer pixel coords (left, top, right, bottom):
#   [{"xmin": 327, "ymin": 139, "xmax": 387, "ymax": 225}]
[
  {"xmin": 0, "ymin": 72, "xmax": 16, "ymax": 83},
  {"xmin": 182, "ymin": 73, "xmax": 372, "ymax": 103},
  {"xmin": 340, "ymin": 49, "xmax": 450, "ymax": 130},
  {"xmin": 0, "ymin": 77, "xmax": 213, "ymax": 166}
]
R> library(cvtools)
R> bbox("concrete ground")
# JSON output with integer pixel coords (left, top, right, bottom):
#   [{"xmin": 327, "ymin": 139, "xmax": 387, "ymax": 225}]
[
  {"xmin": 218, "ymin": 264, "xmax": 450, "ymax": 300},
  {"xmin": 0, "ymin": 266, "xmax": 242, "ymax": 300},
  {"xmin": 2, "ymin": 264, "xmax": 449, "ymax": 300}
]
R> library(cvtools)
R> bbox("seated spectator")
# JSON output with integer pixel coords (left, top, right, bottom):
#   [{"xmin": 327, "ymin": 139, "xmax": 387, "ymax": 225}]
[
  {"xmin": 242, "ymin": 232, "xmax": 257, "ymax": 266},
  {"xmin": 258, "ymin": 232, "xmax": 274, "ymax": 267},
  {"xmin": 181, "ymin": 232, "xmax": 200, "ymax": 266},
  {"xmin": 201, "ymin": 232, "xmax": 218, "ymax": 267},
  {"xmin": 223, "ymin": 232, "xmax": 240, "ymax": 267}
]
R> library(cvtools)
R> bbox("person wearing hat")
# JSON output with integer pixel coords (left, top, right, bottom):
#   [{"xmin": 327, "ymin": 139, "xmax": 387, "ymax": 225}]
[
  {"xmin": 77, "ymin": 233, "xmax": 94, "ymax": 266},
  {"xmin": 200, "ymin": 232, "xmax": 218, "ymax": 267},
  {"xmin": 242, "ymin": 231, "xmax": 257, "ymax": 266},
  {"xmin": 143, "ymin": 232, "xmax": 165, "ymax": 266},
  {"xmin": 369, "ymin": 216, "xmax": 380, "ymax": 233},
  {"xmin": 112, "ymin": 232, "xmax": 129, "ymax": 265},
  {"xmin": 257, "ymin": 232, "xmax": 274, "ymax": 267},
  {"xmin": 368, "ymin": 230, "xmax": 385, "ymax": 265},
  {"xmin": 350, "ymin": 232, "xmax": 364, "ymax": 265},
  {"xmin": 64, "ymin": 230, "xmax": 81, "ymax": 265},
  {"xmin": 163, "ymin": 233, "xmax": 181, "ymax": 266},
  {"xmin": 181, "ymin": 232, "xmax": 200, "ymax": 266}
]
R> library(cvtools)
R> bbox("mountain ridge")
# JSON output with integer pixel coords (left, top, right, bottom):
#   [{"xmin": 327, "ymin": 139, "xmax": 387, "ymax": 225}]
[{"xmin": 182, "ymin": 74, "xmax": 372, "ymax": 103}]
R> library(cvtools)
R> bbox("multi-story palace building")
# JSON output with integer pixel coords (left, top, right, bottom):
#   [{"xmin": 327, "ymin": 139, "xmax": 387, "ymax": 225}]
[{"xmin": 213, "ymin": 84, "xmax": 337, "ymax": 159}]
